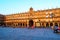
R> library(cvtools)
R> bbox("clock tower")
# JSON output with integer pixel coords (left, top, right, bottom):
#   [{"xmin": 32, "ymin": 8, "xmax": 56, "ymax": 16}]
[
  {"xmin": 30, "ymin": 7, "xmax": 33, "ymax": 11},
  {"xmin": 29, "ymin": 7, "xmax": 34, "ymax": 15}
]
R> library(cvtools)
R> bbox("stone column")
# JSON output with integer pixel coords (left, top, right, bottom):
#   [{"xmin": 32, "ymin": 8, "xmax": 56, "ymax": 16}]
[
  {"xmin": 15, "ymin": 23, "xmax": 16, "ymax": 27},
  {"xmin": 24, "ymin": 23, "xmax": 26, "ymax": 27},
  {"xmin": 49, "ymin": 23, "xmax": 50, "ymax": 27},
  {"xmin": 22, "ymin": 23, "xmax": 23, "ymax": 28},
  {"xmin": 27, "ymin": 20, "xmax": 29, "ymax": 28},
  {"xmin": 17, "ymin": 23, "xmax": 18, "ymax": 27},
  {"xmin": 33, "ymin": 21, "xmax": 35, "ymax": 28},
  {"xmin": 41, "ymin": 23, "xmax": 42, "ymax": 27},
  {"xmin": 58, "ymin": 22, "xmax": 59, "ymax": 27},
  {"xmin": 44, "ymin": 23, "xmax": 46, "ymax": 28},
  {"xmin": 52, "ymin": 22, "xmax": 55, "ymax": 29}
]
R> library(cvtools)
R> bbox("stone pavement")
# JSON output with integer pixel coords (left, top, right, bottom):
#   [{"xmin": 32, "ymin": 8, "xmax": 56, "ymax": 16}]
[{"xmin": 0, "ymin": 27, "xmax": 60, "ymax": 40}]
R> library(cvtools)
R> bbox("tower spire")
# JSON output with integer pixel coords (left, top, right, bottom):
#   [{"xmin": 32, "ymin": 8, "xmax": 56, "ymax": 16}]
[{"xmin": 29, "ymin": 7, "xmax": 33, "ymax": 11}]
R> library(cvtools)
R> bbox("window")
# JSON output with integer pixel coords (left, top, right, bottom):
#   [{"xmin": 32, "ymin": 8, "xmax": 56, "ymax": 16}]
[
  {"xmin": 46, "ymin": 15, "xmax": 49, "ymax": 18},
  {"xmin": 46, "ymin": 12, "xmax": 48, "ymax": 14},
  {"xmin": 50, "ymin": 12, "xmax": 52, "ymax": 14}
]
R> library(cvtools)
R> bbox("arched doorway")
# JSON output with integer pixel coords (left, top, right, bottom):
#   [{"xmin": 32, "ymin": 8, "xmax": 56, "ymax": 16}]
[
  {"xmin": 46, "ymin": 22, "xmax": 49, "ymax": 27},
  {"xmin": 40, "ymin": 22, "xmax": 45, "ymax": 28},
  {"xmin": 50, "ymin": 23, "xmax": 53, "ymax": 26},
  {"xmin": 18, "ymin": 23, "xmax": 22, "ymax": 27},
  {"xmin": 29, "ymin": 20, "xmax": 33, "ymax": 27},
  {"xmin": 55, "ymin": 23, "xmax": 58, "ymax": 26}
]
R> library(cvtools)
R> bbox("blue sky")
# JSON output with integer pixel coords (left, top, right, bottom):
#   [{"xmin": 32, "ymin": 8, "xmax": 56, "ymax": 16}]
[{"xmin": 0, "ymin": 0, "xmax": 60, "ymax": 15}]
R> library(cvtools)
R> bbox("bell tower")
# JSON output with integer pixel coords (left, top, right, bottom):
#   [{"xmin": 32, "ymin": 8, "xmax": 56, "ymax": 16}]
[
  {"xmin": 29, "ymin": 7, "xmax": 33, "ymax": 11},
  {"xmin": 29, "ymin": 7, "xmax": 34, "ymax": 15}
]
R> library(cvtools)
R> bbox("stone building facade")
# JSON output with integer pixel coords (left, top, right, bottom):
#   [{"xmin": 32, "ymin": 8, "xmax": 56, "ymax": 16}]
[
  {"xmin": 0, "ymin": 14, "xmax": 5, "ymax": 26},
  {"xmin": 1, "ymin": 7, "xmax": 60, "ymax": 28}
]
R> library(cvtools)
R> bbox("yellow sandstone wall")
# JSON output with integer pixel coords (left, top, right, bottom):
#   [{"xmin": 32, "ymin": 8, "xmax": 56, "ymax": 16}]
[{"xmin": 4, "ymin": 8, "xmax": 60, "ymax": 28}]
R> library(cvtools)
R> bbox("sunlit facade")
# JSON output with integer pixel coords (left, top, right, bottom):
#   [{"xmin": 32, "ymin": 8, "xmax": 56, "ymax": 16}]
[{"xmin": 1, "ymin": 7, "xmax": 60, "ymax": 28}]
